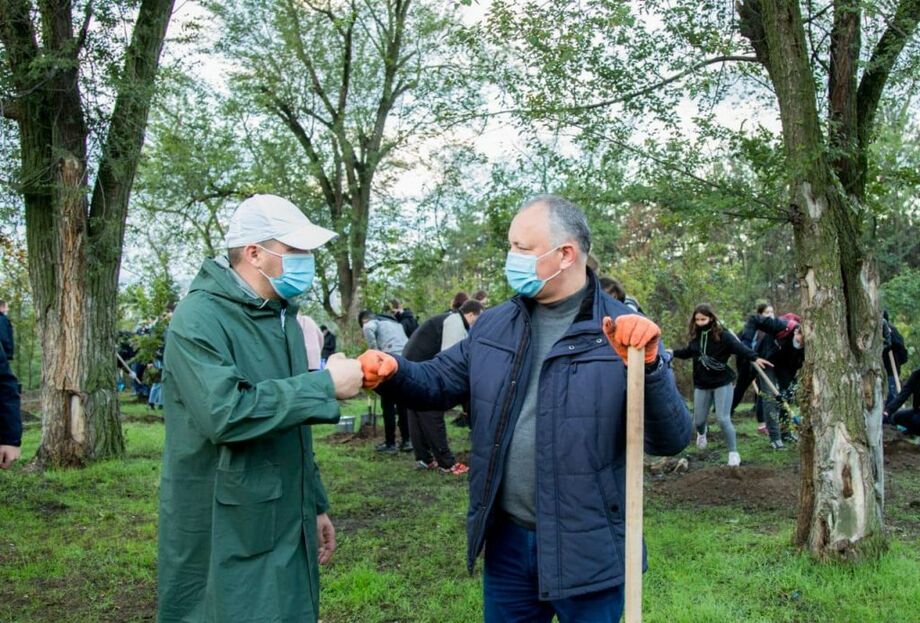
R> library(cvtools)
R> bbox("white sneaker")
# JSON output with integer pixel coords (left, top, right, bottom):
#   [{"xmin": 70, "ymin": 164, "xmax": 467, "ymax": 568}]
[
  {"xmin": 696, "ymin": 433, "xmax": 708, "ymax": 450},
  {"xmin": 727, "ymin": 452, "xmax": 741, "ymax": 467}
]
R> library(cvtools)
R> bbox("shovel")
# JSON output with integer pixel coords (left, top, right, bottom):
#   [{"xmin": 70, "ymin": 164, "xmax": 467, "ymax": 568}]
[
  {"xmin": 888, "ymin": 351, "xmax": 902, "ymax": 394},
  {"xmin": 625, "ymin": 345, "xmax": 645, "ymax": 622}
]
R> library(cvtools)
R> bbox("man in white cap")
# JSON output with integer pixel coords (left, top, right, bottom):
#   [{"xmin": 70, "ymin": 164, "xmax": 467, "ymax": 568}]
[{"xmin": 157, "ymin": 195, "xmax": 364, "ymax": 623}]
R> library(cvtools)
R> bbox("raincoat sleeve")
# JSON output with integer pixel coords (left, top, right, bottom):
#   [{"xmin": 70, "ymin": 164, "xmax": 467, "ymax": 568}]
[
  {"xmin": 166, "ymin": 324, "xmax": 340, "ymax": 445},
  {"xmin": 314, "ymin": 462, "xmax": 330, "ymax": 514}
]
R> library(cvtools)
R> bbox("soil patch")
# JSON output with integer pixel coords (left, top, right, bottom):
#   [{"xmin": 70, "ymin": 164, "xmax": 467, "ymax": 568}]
[
  {"xmin": 883, "ymin": 436, "xmax": 920, "ymax": 470},
  {"xmin": 121, "ymin": 412, "xmax": 164, "ymax": 424},
  {"xmin": 651, "ymin": 464, "xmax": 799, "ymax": 514}
]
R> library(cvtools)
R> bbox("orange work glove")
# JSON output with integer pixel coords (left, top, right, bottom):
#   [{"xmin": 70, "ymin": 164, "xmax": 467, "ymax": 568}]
[
  {"xmin": 602, "ymin": 315, "xmax": 660, "ymax": 365},
  {"xmin": 357, "ymin": 350, "xmax": 399, "ymax": 389}
]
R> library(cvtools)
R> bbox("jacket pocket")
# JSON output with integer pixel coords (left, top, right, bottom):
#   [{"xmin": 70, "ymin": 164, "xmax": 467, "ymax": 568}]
[
  {"xmin": 214, "ymin": 464, "xmax": 282, "ymax": 558},
  {"xmin": 594, "ymin": 467, "xmax": 624, "ymax": 566}
]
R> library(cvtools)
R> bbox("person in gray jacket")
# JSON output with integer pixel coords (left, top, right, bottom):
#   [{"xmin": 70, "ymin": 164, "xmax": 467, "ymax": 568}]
[
  {"xmin": 359, "ymin": 310, "xmax": 411, "ymax": 452},
  {"xmin": 441, "ymin": 300, "xmax": 484, "ymax": 351}
]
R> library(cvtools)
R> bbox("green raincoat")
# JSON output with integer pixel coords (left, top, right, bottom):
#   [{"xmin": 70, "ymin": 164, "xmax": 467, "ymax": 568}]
[{"xmin": 157, "ymin": 258, "xmax": 340, "ymax": 623}]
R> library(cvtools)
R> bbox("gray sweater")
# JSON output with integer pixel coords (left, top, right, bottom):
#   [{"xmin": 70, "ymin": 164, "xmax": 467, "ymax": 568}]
[
  {"xmin": 499, "ymin": 283, "xmax": 586, "ymax": 525},
  {"xmin": 363, "ymin": 316, "xmax": 408, "ymax": 355}
]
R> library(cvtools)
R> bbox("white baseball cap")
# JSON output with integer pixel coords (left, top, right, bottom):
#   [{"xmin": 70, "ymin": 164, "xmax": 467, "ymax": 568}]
[{"xmin": 225, "ymin": 194, "xmax": 337, "ymax": 250}]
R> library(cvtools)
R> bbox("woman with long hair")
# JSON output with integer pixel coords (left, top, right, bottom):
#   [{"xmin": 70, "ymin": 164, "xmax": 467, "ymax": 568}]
[{"xmin": 672, "ymin": 304, "xmax": 772, "ymax": 466}]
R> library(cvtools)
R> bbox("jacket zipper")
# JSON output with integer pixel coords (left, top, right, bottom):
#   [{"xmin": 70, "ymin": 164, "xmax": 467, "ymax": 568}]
[{"xmin": 472, "ymin": 306, "xmax": 531, "ymax": 552}]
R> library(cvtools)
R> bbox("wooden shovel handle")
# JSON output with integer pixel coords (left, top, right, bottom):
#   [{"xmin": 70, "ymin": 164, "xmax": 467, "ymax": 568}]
[
  {"xmin": 625, "ymin": 346, "xmax": 645, "ymax": 623},
  {"xmin": 752, "ymin": 362, "xmax": 781, "ymax": 398},
  {"xmin": 888, "ymin": 350, "xmax": 902, "ymax": 394}
]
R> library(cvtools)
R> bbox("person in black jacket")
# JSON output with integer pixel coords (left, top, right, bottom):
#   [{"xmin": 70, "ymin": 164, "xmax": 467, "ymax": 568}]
[
  {"xmin": 743, "ymin": 311, "xmax": 805, "ymax": 448},
  {"xmin": 0, "ymin": 334, "xmax": 21, "ymax": 468},
  {"xmin": 0, "ymin": 300, "xmax": 13, "ymax": 361},
  {"xmin": 731, "ymin": 302, "xmax": 774, "ymax": 435},
  {"xmin": 390, "ymin": 299, "xmax": 419, "ymax": 339},
  {"xmin": 320, "ymin": 325, "xmax": 337, "ymax": 363},
  {"xmin": 884, "ymin": 366, "xmax": 920, "ymax": 436},
  {"xmin": 672, "ymin": 304, "xmax": 772, "ymax": 466},
  {"xmin": 882, "ymin": 311, "xmax": 908, "ymax": 400},
  {"xmin": 402, "ymin": 311, "xmax": 469, "ymax": 475}
]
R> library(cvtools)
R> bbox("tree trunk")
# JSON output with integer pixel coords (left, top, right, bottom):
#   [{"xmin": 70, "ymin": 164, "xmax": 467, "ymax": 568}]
[
  {"xmin": 790, "ymin": 180, "xmax": 886, "ymax": 560},
  {"xmin": 2, "ymin": 0, "xmax": 175, "ymax": 467},
  {"xmin": 737, "ymin": 0, "xmax": 887, "ymax": 559}
]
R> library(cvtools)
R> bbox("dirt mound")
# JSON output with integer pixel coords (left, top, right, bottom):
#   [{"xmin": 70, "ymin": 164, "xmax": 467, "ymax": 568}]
[
  {"xmin": 652, "ymin": 464, "xmax": 798, "ymax": 514},
  {"xmin": 884, "ymin": 436, "xmax": 920, "ymax": 470},
  {"xmin": 325, "ymin": 423, "xmax": 381, "ymax": 444}
]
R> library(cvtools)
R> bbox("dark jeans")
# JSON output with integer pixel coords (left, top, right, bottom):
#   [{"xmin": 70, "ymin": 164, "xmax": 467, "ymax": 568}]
[
  {"xmin": 408, "ymin": 409, "xmax": 455, "ymax": 468},
  {"xmin": 889, "ymin": 409, "xmax": 920, "ymax": 436},
  {"xmin": 381, "ymin": 396, "xmax": 409, "ymax": 446},
  {"xmin": 731, "ymin": 358, "xmax": 754, "ymax": 415},
  {"xmin": 484, "ymin": 516, "xmax": 625, "ymax": 623}
]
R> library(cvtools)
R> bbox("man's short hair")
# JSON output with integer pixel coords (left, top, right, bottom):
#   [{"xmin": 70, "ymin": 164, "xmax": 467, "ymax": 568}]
[
  {"xmin": 0, "ymin": 300, "xmax": 6, "ymax": 308},
  {"xmin": 357, "ymin": 310, "xmax": 374, "ymax": 325},
  {"xmin": 473, "ymin": 290, "xmax": 488, "ymax": 302},
  {"xmin": 228, "ymin": 239, "xmax": 273, "ymax": 266},
  {"xmin": 459, "ymin": 300, "xmax": 483, "ymax": 316},
  {"xmin": 320, "ymin": 324, "xmax": 328, "ymax": 331},
  {"xmin": 520, "ymin": 194, "xmax": 591, "ymax": 257},
  {"xmin": 389, "ymin": 298, "xmax": 401, "ymax": 309}
]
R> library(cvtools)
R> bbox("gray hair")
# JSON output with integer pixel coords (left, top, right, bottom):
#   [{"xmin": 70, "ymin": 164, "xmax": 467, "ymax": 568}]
[{"xmin": 519, "ymin": 194, "xmax": 591, "ymax": 257}]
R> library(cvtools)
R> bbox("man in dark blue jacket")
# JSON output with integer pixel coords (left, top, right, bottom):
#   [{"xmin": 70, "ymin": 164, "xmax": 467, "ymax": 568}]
[
  {"xmin": 0, "ymin": 300, "xmax": 13, "ymax": 361},
  {"xmin": 0, "ymin": 332, "xmax": 22, "ymax": 469},
  {"xmin": 359, "ymin": 195, "xmax": 691, "ymax": 622}
]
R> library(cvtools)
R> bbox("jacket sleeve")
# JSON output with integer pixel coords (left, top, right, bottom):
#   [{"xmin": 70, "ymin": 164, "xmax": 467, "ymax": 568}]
[
  {"xmin": 750, "ymin": 314, "xmax": 790, "ymax": 336},
  {"xmin": 725, "ymin": 330, "xmax": 758, "ymax": 361},
  {"xmin": 363, "ymin": 321, "xmax": 379, "ymax": 350},
  {"xmin": 0, "ymin": 316, "xmax": 13, "ymax": 360},
  {"xmin": 165, "ymin": 324, "xmax": 340, "ymax": 445},
  {"xmin": 643, "ymin": 344, "xmax": 693, "ymax": 456},
  {"xmin": 0, "ymin": 362, "xmax": 21, "ymax": 447},
  {"xmin": 377, "ymin": 337, "xmax": 471, "ymax": 411},
  {"xmin": 314, "ymin": 461, "xmax": 330, "ymax": 515},
  {"xmin": 886, "ymin": 368, "xmax": 920, "ymax": 414},
  {"xmin": 671, "ymin": 342, "xmax": 693, "ymax": 359}
]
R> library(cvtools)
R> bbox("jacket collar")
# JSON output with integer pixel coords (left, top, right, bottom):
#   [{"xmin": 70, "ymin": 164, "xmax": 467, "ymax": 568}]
[{"xmin": 515, "ymin": 268, "xmax": 600, "ymax": 329}]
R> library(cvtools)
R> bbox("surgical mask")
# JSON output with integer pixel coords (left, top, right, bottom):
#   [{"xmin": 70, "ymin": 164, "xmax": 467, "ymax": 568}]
[
  {"xmin": 257, "ymin": 245, "xmax": 315, "ymax": 300},
  {"xmin": 504, "ymin": 246, "xmax": 562, "ymax": 298}
]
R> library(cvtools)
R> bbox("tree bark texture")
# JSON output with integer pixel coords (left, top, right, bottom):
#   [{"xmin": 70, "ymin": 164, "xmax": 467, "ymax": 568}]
[
  {"xmin": 1, "ymin": 0, "xmax": 175, "ymax": 467},
  {"xmin": 734, "ymin": 0, "xmax": 920, "ymax": 560}
]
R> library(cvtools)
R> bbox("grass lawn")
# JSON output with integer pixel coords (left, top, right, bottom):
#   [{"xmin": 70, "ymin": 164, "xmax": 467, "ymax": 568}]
[{"xmin": 1, "ymin": 396, "xmax": 919, "ymax": 622}]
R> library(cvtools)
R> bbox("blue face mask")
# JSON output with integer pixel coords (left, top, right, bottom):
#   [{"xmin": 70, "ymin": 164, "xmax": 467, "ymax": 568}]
[
  {"xmin": 504, "ymin": 246, "xmax": 562, "ymax": 298},
  {"xmin": 258, "ymin": 246, "xmax": 316, "ymax": 300}
]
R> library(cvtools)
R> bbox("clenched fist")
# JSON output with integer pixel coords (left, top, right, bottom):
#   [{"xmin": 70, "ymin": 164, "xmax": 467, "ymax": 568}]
[
  {"xmin": 602, "ymin": 315, "xmax": 660, "ymax": 365},
  {"xmin": 324, "ymin": 353, "xmax": 364, "ymax": 399},
  {"xmin": 357, "ymin": 350, "xmax": 399, "ymax": 389}
]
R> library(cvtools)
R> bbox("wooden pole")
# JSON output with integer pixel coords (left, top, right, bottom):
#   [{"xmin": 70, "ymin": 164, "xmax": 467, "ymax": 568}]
[
  {"xmin": 625, "ymin": 346, "xmax": 645, "ymax": 623},
  {"xmin": 888, "ymin": 350, "xmax": 902, "ymax": 394},
  {"xmin": 752, "ymin": 363, "xmax": 781, "ymax": 398}
]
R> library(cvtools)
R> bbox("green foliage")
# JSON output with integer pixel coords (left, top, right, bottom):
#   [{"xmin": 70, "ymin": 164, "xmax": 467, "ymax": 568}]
[{"xmin": 882, "ymin": 268, "xmax": 920, "ymax": 369}]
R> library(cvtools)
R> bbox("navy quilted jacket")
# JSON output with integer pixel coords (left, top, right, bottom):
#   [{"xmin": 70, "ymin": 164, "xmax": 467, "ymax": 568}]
[{"xmin": 378, "ymin": 272, "xmax": 691, "ymax": 600}]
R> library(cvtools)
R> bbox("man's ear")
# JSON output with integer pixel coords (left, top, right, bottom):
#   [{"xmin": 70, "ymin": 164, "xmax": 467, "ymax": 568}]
[
  {"xmin": 561, "ymin": 243, "xmax": 580, "ymax": 269},
  {"xmin": 242, "ymin": 244, "xmax": 262, "ymax": 267}
]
